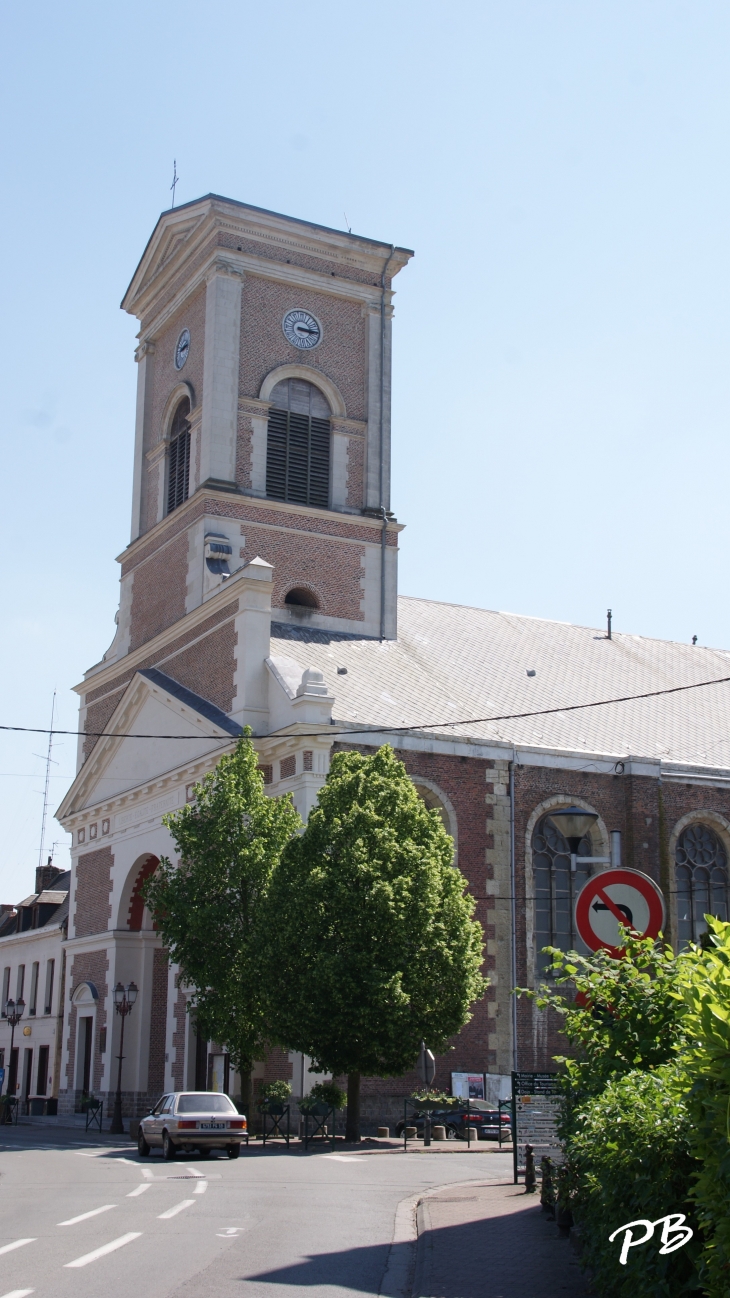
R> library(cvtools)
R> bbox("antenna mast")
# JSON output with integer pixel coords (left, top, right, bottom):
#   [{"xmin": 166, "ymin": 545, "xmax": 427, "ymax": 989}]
[
  {"xmin": 170, "ymin": 159, "xmax": 179, "ymax": 208},
  {"xmin": 38, "ymin": 691, "xmax": 56, "ymax": 870}
]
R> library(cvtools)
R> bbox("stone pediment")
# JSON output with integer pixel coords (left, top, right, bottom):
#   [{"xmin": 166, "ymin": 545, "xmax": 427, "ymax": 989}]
[
  {"xmin": 121, "ymin": 206, "xmax": 210, "ymax": 317},
  {"xmin": 56, "ymin": 668, "xmax": 241, "ymax": 820}
]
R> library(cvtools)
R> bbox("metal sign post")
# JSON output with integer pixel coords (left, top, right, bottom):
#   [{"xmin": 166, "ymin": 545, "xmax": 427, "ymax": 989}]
[{"xmin": 417, "ymin": 1042, "xmax": 436, "ymax": 1146}]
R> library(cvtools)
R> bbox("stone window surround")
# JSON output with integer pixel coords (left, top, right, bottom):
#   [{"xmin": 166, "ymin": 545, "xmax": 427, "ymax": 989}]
[
  {"xmin": 523, "ymin": 795, "xmax": 609, "ymax": 988},
  {"xmin": 668, "ymin": 809, "xmax": 730, "ymax": 950}
]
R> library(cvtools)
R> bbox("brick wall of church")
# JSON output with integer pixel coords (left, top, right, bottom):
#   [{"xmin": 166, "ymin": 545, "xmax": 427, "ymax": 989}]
[
  {"xmin": 147, "ymin": 948, "xmax": 169, "ymax": 1096},
  {"xmin": 241, "ymin": 526, "xmax": 365, "ymax": 620},
  {"xmin": 73, "ymin": 848, "xmax": 113, "ymax": 938},
  {"xmin": 128, "ymin": 533, "xmax": 189, "ymax": 651},
  {"xmin": 512, "ymin": 764, "xmax": 730, "ymax": 1072},
  {"xmin": 82, "ymin": 601, "xmax": 239, "ymax": 759},
  {"xmin": 239, "ymin": 277, "xmax": 367, "ymax": 420},
  {"xmin": 171, "ymin": 982, "xmax": 187, "ymax": 1091}
]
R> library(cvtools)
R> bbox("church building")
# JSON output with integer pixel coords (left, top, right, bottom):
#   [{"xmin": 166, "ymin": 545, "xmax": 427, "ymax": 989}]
[{"xmin": 54, "ymin": 194, "xmax": 730, "ymax": 1125}]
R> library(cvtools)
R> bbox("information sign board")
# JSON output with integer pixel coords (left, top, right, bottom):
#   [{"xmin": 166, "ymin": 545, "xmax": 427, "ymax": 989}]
[{"xmin": 511, "ymin": 1071, "xmax": 563, "ymax": 1183}]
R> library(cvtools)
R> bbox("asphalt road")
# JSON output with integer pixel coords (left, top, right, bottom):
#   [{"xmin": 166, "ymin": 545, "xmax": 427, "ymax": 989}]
[{"xmin": 0, "ymin": 1128, "xmax": 513, "ymax": 1298}]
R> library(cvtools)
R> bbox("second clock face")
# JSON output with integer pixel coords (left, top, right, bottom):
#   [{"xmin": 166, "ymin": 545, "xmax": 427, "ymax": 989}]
[
  {"xmin": 282, "ymin": 309, "xmax": 322, "ymax": 350},
  {"xmin": 175, "ymin": 328, "xmax": 190, "ymax": 370}
]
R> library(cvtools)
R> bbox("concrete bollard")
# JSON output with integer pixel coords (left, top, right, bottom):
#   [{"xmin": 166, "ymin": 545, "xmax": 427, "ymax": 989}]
[
  {"xmin": 432, "ymin": 1125, "xmax": 447, "ymax": 1141},
  {"xmin": 377, "ymin": 1126, "xmax": 390, "ymax": 1138},
  {"xmin": 405, "ymin": 1125, "xmax": 418, "ymax": 1139}
]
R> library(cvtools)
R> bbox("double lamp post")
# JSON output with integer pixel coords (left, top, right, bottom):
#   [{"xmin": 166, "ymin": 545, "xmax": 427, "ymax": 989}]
[
  {"xmin": 1, "ymin": 997, "xmax": 25, "ymax": 1105},
  {"xmin": 110, "ymin": 981, "xmax": 137, "ymax": 1135}
]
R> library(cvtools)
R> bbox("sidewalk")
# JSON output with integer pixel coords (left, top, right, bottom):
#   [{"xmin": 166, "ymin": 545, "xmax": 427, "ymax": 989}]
[{"xmin": 413, "ymin": 1179, "xmax": 591, "ymax": 1298}]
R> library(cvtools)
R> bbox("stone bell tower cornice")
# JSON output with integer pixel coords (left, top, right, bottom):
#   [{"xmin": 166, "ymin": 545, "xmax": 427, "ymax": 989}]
[{"xmin": 121, "ymin": 193, "xmax": 412, "ymax": 330}]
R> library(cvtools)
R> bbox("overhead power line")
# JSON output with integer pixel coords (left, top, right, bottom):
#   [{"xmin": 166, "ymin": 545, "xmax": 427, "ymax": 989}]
[{"xmin": 1, "ymin": 672, "xmax": 729, "ymax": 743}]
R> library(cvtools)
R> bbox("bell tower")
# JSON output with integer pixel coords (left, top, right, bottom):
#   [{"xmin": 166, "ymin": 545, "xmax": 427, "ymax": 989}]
[{"xmin": 115, "ymin": 195, "xmax": 412, "ymax": 652}]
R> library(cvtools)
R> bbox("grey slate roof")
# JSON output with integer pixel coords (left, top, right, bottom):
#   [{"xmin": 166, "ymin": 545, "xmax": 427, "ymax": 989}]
[{"xmin": 270, "ymin": 597, "xmax": 730, "ymax": 771}]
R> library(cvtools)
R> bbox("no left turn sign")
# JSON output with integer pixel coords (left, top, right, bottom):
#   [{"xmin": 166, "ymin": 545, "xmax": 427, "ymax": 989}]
[{"xmin": 574, "ymin": 868, "xmax": 666, "ymax": 958}]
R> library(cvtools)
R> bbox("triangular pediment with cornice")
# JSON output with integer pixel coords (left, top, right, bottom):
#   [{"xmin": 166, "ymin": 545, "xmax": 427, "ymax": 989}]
[{"xmin": 56, "ymin": 668, "xmax": 241, "ymax": 821}]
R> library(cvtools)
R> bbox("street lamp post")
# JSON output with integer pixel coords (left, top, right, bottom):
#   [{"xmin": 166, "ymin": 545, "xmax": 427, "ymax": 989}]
[
  {"xmin": 2, "ymin": 997, "xmax": 25, "ymax": 1114},
  {"xmin": 110, "ymin": 981, "xmax": 138, "ymax": 1135}
]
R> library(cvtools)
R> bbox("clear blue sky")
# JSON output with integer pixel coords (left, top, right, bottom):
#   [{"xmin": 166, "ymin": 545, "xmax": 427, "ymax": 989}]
[{"xmin": 2, "ymin": 0, "xmax": 729, "ymax": 900}]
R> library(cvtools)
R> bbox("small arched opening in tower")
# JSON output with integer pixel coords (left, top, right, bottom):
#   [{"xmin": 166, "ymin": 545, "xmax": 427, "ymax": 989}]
[{"xmin": 284, "ymin": 587, "xmax": 320, "ymax": 610}]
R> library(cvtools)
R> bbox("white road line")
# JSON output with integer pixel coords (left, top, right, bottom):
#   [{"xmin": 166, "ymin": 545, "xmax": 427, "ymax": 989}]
[
  {"xmin": 58, "ymin": 1205, "xmax": 117, "ymax": 1226},
  {"xmin": 158, "ymin": 1199, "xmax": 195, "ymax": 1220},
  {"xmin": 323, "ymin": 1154, "xmax": 361, "ymax": 1162},
  {"xmin": 193, "ymin": 1180, "xmax": 208, "ymax": 1195},
  {"xmin": 1, "ymin": 1289, "xmax": 36, "ymax": 1297},
  {"xmin": 127, "ymin": 1183, "xmax": 150, "ymax": 1197},
  {"xmin": 141, "ymin": 1168, "xmax": 155, "ymax": 1180},
  {"xmin": 64, "ymin": 1232, "xmax": 142, "ymax": 1268},
  {"xmin": 0, "ymin": 1240, "xmax": 35, "ymax": 1257},
  {"xmin": 186, "ymin": 1167, "xmax": 205, "ymax": 1177}
]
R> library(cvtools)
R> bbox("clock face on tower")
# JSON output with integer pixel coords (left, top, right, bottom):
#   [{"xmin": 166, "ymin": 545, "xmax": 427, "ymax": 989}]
[
  {"xmin": 174, "ymin": 328, "xmax": 190, "ymax": 370},
  {"xmin": 282, "ymin": 309, "xmax": 322, "ymax": 350}
]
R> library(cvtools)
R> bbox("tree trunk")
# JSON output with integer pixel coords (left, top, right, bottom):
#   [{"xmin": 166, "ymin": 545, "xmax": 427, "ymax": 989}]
[
  {"xmin": 238, "ymin": 1058, "xmax": 253, "ymax": 1118},
  {"xmin": 345, "ymin": 1071, "xmax": 361, "ymax": 1143}
]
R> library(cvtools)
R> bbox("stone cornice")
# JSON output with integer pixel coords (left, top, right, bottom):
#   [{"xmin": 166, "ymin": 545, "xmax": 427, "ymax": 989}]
[
  {"xmin": 123, "ymin": 196, "xmax": 412, "ymax": 325},
  {"xmin": 59, "ymin": 724, "xmax": 332, "ymax": 831},
  {"xmin": 116, "ymin": 485, "xmax": 403, "ymax": 571}
]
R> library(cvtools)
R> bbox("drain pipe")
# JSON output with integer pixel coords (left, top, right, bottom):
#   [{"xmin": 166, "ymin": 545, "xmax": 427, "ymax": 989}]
[
  {"xmin": 509, "ymin": 755, "xmax": 518, "ymax": 1073},
  {"xmin": 379, "ymin": 245, "xmax": 395, "ymax": 641}
]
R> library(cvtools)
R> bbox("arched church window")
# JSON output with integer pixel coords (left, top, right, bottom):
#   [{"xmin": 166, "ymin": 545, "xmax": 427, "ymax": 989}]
[
  {"xmin": 266, "ymin": 378, "xmax": 330, "ymax": 509},
  {"xmin": 167, "ymin": 397, "xmax": 191, "ymax": 515},
  {"xmin": 533, "ymin": 813, "xmax": 593, "ymax": 976},
  {"xmin": 675, "ymin": 822, "xmax": 729, "ymax": 947}
]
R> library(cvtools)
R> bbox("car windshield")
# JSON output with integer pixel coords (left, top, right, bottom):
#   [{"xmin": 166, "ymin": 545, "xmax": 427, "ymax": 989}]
[{"xmin": 176, "ymin": 1093, "xmax": 237, "ymax": 1114}]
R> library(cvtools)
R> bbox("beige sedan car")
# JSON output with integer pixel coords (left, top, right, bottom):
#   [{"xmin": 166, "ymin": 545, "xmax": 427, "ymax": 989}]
[{"xmin": 138, "ymin": 1091, "xmax": 247, "ymax": 1160}]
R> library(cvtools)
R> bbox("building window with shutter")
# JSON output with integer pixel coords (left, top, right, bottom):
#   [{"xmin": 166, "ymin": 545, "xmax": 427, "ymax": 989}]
[
  {"xmin": 266, "ymin": 378, "xmax": 330, "ymax": 509},
  {"xmin": 167, "ymin": 397, "xmax": 191, "ymax": 514},
  {"xmin": 675, "ymin": 822, "xmax": 729, "ymax": 947}
]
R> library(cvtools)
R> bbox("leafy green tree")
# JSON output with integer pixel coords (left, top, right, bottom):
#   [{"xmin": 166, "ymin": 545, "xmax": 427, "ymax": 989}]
[
  {"xmin": 519, "ymin": 930, "xmax": 686, "ymax": 1132},
  {"xmin": 143, "ymin": 732, "xmax": 301, "ymax": 1113},
  {"xmin": 260, "ymin": 745, "xmax": 487, "ymax": 1141}
]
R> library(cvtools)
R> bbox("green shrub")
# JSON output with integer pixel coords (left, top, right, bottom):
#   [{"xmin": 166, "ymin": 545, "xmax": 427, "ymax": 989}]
[
  {"xmin": 300, "ymin": 1081, "xmax": 346, "ymax": 1111},
  {"xmin": 258, "ymin": 1079, "xmax": 292, "ymax": 1104},
  {"xmin": 518, "ymin": 931, "xmax": 686, "ymax": 1139},
  {"xmin": 677, "ymin": 918, "xmax": 730, "ymax": 1297},
  {"xmin": 568, "ymin": 1065, "xmax": 700, "ymax": 1298}
]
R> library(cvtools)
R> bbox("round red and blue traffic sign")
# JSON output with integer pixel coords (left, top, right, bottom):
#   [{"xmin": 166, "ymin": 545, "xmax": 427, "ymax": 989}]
[{"xmin": 575, "ymin": 868, "xmax": 666, "ymax": 958}]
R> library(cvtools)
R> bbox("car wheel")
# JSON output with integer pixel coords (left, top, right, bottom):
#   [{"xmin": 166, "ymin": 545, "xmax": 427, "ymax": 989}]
[
  {"xmin": 395, "ymin": 1122, "xmax": 404, "ymax": 1137},
  {"xmin": 137, "ymin": 1130, "xmax": 150, "ymax": 1158},
  {"xmin": 227, "ymin": 1143, "xmax": 240, "ymax": 1159},
  {"xmin": 162, "ymin": 1131, "xmax": 177, "ymax": 1161}
]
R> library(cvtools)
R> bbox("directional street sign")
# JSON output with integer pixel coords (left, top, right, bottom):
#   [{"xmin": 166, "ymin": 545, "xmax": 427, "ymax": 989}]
[{"xmin": 574, "ymin": 867, "xmax": 666, "ymax": 957}]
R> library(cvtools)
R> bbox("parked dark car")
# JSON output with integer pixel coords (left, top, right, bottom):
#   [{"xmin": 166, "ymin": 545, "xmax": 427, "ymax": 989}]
[{"xmin": 396, "ymin": 1101, "xmax": 512, "ymax": 1141}]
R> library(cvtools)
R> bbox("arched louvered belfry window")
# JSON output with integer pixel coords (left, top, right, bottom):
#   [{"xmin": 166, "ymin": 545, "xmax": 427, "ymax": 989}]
[
  {"xmin": 167, "ymin": 397, "xmax": 191, "ymax": 515},
  {"xmin": 533, "ymin": 813, "xmax": 593, "ymax": 976},
  {"xmin": 675, "ymin": 822, "xmax": 729, "ymax": 947},
  {"xmin": 266, "ymin": 378, "xmax": 330, "ymax": 508}
]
